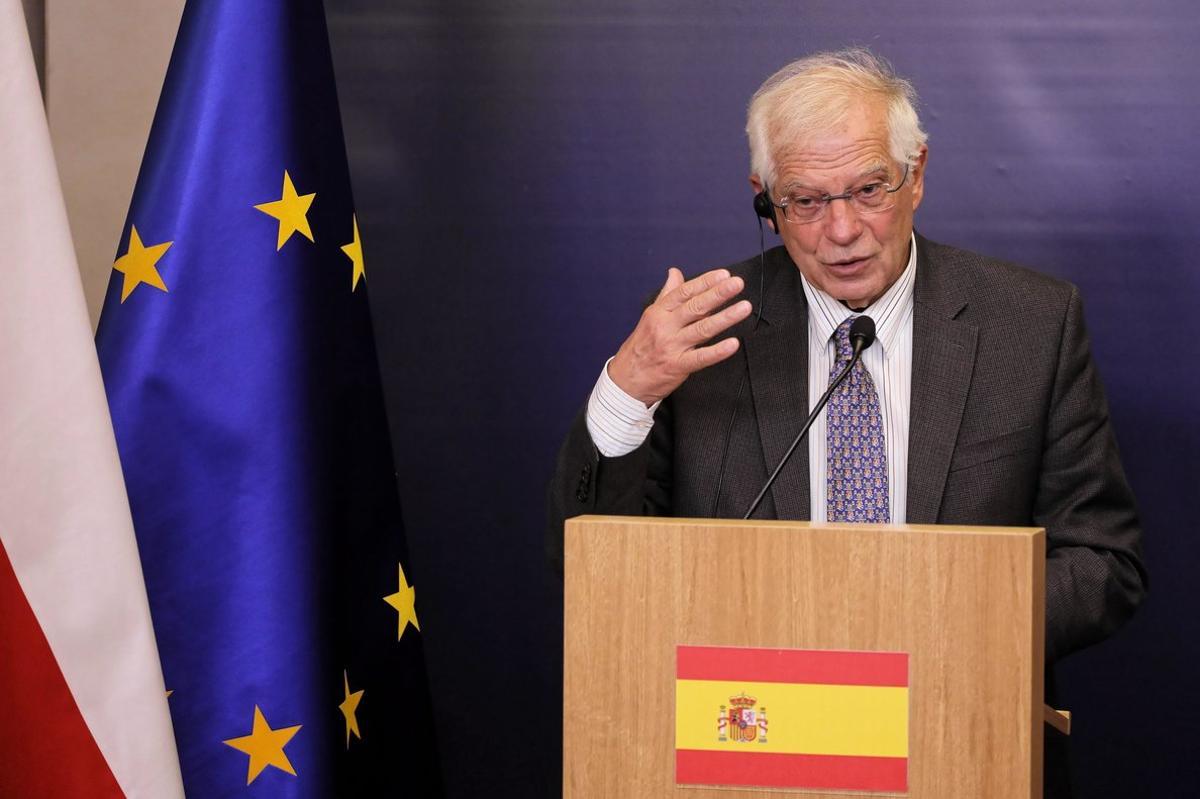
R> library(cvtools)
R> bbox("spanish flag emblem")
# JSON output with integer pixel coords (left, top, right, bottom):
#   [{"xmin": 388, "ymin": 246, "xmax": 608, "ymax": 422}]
[{"xmin": 675, "ymin": 646, "xmax": 909, "ymax": 792}]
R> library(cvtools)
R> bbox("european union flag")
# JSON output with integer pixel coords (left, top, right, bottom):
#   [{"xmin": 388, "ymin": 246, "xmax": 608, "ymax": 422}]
[{"xmin": 95, "ymin": 1, "xmax": 442, "ymax": 795}]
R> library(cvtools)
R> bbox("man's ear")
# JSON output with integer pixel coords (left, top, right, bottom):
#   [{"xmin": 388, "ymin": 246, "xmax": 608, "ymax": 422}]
[
  {"xmin": 909, "ymin": 146, "xmax": 928, "ymax": 212},
  {"xmin": 749, "ymin": 174, "xmax": 777, "ymax": 234}
]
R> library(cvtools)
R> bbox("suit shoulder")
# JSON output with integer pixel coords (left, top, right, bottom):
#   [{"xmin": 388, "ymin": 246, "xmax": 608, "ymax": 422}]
[{"xmin": 919, "ymin": 237, "xmax": 1078, "ymax": 321}]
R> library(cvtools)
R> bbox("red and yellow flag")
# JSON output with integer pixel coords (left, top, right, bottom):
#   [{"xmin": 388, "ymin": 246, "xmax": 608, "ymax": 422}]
[{"xmin": 675, "ymin": 646, "xmax": 909, "ymax": 792}]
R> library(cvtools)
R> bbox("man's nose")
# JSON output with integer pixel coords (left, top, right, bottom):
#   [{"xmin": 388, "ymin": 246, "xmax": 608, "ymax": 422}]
[{"xmin": 822, "ymin": 198, "xmax": 862, "ymax": 245}]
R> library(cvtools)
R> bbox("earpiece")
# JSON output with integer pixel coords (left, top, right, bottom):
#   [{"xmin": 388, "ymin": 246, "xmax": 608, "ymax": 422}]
[{"xmin": 753, "ymin": 188, "xmax": 778, "ymax": 231}]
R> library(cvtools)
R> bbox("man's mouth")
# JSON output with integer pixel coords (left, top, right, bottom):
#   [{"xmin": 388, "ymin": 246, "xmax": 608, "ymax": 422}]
[{"xmin": 825, "ymin": 256, "xmax": 871, "ymax": 272}]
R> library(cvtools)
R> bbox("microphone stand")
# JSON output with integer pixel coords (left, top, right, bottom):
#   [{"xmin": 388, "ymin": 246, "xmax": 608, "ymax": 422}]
[{"xmin": 743, "ymin": 325, "xmax": 873, "ymax": 520}]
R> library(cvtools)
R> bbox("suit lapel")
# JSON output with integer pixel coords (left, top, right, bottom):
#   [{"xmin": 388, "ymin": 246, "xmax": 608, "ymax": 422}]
[
  {"xmin": 906, "ymin": 236, "xmax": 978, "ymax": 524},
  {"xmin": 743, "ymin": 250, "xmax": 810, "ymax": 520}
]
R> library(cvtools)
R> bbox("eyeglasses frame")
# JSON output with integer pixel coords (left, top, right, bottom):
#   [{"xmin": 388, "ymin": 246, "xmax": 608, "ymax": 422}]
[{"xmin": 769, "ymin": 163, "xmax": 911, "ymax": 225}]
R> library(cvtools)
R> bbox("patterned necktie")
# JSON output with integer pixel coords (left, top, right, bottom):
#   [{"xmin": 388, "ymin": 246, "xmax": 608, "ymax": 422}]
[{"xmin": 826, "ymin": 316, "xmax": 890, "ymax": 523}]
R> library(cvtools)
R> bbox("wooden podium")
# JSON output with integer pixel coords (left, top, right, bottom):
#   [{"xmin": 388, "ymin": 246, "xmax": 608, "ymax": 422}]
[{"xmin": 563, "ymin": 516, "xmax": 1048, "ymax": 798}]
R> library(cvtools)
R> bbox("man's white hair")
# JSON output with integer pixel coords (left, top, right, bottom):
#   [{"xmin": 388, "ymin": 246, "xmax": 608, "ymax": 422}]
[{"xmin": 746, "ymin": 48, "xmax": 928, "ymax": 187}]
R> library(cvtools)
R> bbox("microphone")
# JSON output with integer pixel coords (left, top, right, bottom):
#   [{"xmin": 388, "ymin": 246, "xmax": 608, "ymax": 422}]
[
  {"xmin": 848, "ymin": 315, "xmax": 876, "ymax": 354},
  {"xmin": 742, "ymin": 315, "xmax": 877, "ymax": 519}
]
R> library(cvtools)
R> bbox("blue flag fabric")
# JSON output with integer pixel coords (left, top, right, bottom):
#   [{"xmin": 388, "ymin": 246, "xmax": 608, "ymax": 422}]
[{"xmin": 95, "ymin": 1, "xmax": 441, "ymax": 795}]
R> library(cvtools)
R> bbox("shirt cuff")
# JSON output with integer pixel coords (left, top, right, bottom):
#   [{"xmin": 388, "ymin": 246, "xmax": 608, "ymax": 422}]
[{"xmin": 586, "ymin": 357, "xmax": 660, "ymax": 457}]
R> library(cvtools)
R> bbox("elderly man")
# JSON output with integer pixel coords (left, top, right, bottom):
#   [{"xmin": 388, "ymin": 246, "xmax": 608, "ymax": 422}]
[{"xmin": 548, "ymin": 48, "xmax": 1145, "ymax": 794}]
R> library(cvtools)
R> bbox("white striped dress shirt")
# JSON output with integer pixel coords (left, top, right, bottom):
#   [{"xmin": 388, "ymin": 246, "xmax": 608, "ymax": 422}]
[
  {"xmin": 802, "ymin": 235, "xmax": 915, "ymax": 524},
  {"xmin": 586, "ymin": 233, "xmax": 917, "ymax": 524},
  {"xmin": 587, "ymin": 356, "xmax": 661, "ymax": 455}
]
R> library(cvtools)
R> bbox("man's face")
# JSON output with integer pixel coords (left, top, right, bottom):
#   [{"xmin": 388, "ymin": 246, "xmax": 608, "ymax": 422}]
[{"xmin": 754, "ymin": 102, "xmax": 926, "ymax": 309}]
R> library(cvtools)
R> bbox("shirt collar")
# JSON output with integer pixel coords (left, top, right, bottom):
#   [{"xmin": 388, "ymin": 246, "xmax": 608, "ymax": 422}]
[{"xmin": 798, "ymin": 231, "xmax": 918, "ymax": 355}]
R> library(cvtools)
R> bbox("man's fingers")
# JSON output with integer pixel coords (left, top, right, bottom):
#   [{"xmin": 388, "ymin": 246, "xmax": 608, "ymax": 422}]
[
  {"xmin": 656, "ymin": 267, "xmax": 685, "ymax": 301},
  {"xmin": 668, "ymin": 275, "xmax": 746, "ymax": 325},
  {"xmin": 660, "ymin": 269, "xmax": 735, "ymax": 312},
  {"xmin": 682, "ymin": 275, "xmax": 745, "ymax": 321},
  {"xmin": 685, "ymin": 299, "xmax": 753, "ymax": 344},
  {"xmin": 678, "ymin": 337, "xmax": 741, "ymax": 374}
]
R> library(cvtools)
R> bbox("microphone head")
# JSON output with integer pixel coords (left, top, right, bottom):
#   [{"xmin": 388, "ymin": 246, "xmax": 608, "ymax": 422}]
[{"xmin": 849, "ymin": 315, "xmax": 876, "ymax": 352}]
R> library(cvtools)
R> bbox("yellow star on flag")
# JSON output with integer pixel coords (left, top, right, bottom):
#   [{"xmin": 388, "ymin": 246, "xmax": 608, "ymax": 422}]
[
  {"xmin": 340, "ymin": 214, "xmax": 366, "ymax": 291},
  {"xmin": 112, "ymin": 225, "xmax": 172, "ymax": 302},
  {"xmin": 383, "ymin": 562, "xmax": 420, "ymax": 641},
  {"xmin": 339, "ymin": 670, "xmax": 365, "ymax": 748},
  {"xmin": 222, "ymin": 705, "xmax": 302, "ymax": 785},
  {"xmin": 254, "ymin": 170, "xmax": 316, "ymax": 250}
]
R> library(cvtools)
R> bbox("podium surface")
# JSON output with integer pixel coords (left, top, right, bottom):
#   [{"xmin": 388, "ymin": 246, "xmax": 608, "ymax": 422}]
[{"xmin": 563, "ymin": 516, "xmax": 1045, "ymax": 798}]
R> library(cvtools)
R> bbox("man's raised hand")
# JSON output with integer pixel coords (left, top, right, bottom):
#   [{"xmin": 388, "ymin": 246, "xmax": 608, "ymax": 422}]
[{"xmin": 607, "ymin": 267, "xmax": 752, "ymax": 405}]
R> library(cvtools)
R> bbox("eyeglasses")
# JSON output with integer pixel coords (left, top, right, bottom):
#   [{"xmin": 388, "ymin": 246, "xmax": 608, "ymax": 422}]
[{"xmin": 770, "ymin": 164, "xmax": 910, "ymax": 225}]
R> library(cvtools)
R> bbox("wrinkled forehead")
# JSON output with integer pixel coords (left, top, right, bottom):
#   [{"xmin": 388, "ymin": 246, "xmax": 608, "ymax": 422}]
[{"xmin": 769, "ymin": 102, "xmax": 894, "ymax": 187}]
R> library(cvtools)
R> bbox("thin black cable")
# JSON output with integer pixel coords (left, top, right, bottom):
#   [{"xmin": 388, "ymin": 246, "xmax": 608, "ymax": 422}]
[
  {"xmin": 709, "ymin": 217, "xmax": 768, "ymax": 516},
  {"xmin": 742, "ymin": 336, "xmax": 867, "ymax": 520}
]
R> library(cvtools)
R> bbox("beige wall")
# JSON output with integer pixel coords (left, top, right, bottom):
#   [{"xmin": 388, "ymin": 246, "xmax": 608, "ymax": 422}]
[{"xmin": 46, "ymin": 0, "xmax": 184, "ymax": 327}]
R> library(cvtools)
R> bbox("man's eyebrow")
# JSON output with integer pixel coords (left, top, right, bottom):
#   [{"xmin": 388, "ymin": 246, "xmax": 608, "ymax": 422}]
[
  {"xmin": 778, "ymin": 179, "xmax": 817, "ymax": 194},
  {"xmin": 854, "ymin": 162, "xmax": 891, "ymax": 181}
]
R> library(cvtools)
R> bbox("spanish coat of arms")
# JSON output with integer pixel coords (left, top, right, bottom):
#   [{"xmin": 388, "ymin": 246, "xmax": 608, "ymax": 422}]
[{"xmin": 716, "ymin": 693, "xmax": 768, "ymax": 743}]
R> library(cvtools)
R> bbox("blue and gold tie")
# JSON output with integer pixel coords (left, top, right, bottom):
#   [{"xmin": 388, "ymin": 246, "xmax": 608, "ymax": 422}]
[{"xmin": 826, "ymin": 317, "xmax": 890, "ymax": 523}]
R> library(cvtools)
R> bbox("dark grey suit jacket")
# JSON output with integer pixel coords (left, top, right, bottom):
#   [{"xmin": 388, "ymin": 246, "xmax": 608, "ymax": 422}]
[{"xmin": 548, "ymin": 235, "xmax": 1146, "ymax": 795}]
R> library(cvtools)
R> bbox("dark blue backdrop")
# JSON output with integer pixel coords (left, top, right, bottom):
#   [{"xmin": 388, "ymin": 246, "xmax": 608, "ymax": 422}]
[{"xmin": 328, "ymin": 1, "xmax": 1199, "ymax": 795}]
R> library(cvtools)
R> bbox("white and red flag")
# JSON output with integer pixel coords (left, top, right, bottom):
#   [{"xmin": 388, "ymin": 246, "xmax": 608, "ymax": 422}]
[{"xmin": 0, "ymin": 1, "xmax": 184, "ymax": 795}]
